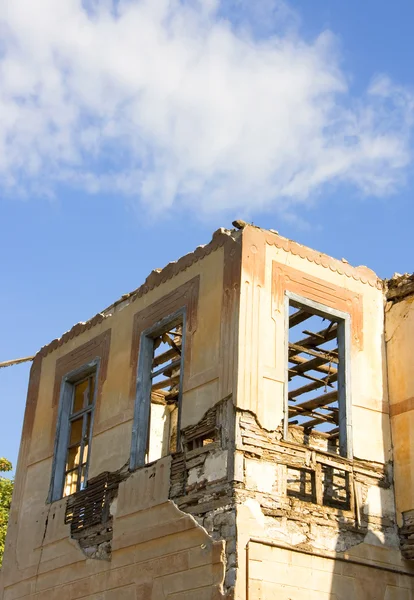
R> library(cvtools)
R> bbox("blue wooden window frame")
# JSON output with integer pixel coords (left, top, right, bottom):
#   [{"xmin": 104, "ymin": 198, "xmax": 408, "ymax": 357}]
[
  {"xmin": 48, "ymin": 358, "xmax": 100, "ymax": 502},
  {"xmin": 130, "ymin": 308, "xmax": 186, "ymax": 470}
]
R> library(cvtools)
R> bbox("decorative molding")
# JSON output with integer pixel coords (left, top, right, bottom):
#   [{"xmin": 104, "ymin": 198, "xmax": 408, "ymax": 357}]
[
  {"xmin": 31, "ymin": 225, "xmax": 378, "ymax": 366},
  {"xmin": 129, "ymin": 276, "xmax": 200, "ymax": 401},
  {"xmin": 262, "ymin": 228, "xmax": 382, "ymax": 289},
  {"xmin": 52, "ymin": 329, "xmax": 112, "ymax": 421},
  {"xmin": 272, "ymin": 262, "xmax": 364, "ymax": 350},
  {"xmin": 37, "ymin": 313, "xmax": 108, "ymax": 359}
]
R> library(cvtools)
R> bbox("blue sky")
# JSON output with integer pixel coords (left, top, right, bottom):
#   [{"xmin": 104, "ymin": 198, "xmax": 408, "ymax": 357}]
[{"xmin": 1, "ymin": 0, "xmax": 414, "ymax": 472}]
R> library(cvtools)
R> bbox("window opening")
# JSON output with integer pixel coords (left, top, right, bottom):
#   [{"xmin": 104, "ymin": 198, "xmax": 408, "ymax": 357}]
[
  {"xmin": 287, "ymin": 298, "xmax": 348, "ymax": 456},
  {"xmin": 63, "ymin": 373, "xmax": 96, "ymax": 496},
  {"xmin": 286, "ymin": 467, "xmax": 315, "ymax": 502},
  {"xmin": 49, "ymin": 360, "xmax": 99, "ymax": 503},
  {"xmin": 322, "ymin": 465, "xmax": 350, "ymax": 509},
  {"xmin": 146, "ymin": 318, "xmax": 184, "ymax": 464},
  {"xmin": 184, "ymin": 430, "xmax": 216, "ymax": 452}
]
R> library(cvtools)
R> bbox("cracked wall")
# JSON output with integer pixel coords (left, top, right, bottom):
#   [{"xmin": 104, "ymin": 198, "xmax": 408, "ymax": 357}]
[
  {"xmin": 169, "ymin": 396, "xmax": 237, "ymax": 593},
  {"xmin": 234, "ymin": 408, "xmax": 398, "ymax": 552},
  {"xmin": 2, "ymin": 224, "xmax": 414, "ymax": 600},
  {"xmin": 1, "ymin": 228, "xmax": 240, "ymax": 600},
  {"xmin": 233, "ymin": 226, "xmax": 413, "ymax": 599},
  {"xmin": 59, "ymin": 396, "xmax": 238, "ymax": 593}
]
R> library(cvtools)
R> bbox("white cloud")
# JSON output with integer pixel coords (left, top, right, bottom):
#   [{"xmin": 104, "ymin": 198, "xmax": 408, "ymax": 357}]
[{"xmin": 0, "ymin": 0, "xmax": 413, "ymax": 215}]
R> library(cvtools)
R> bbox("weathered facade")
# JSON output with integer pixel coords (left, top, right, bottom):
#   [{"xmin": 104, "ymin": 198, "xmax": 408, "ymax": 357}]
[{"xmin": 1, "ymin": 223, "xmax": 413, "ymax": 599}]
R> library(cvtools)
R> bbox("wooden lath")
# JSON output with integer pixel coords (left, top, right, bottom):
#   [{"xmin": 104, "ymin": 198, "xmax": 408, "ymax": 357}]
[{"xmin": 65, "ymin": 471, "xmax": 121, "ymax": 532}]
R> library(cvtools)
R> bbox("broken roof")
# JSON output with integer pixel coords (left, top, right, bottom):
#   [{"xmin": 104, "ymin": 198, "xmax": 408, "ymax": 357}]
[{"xmin": 35, "ymin": 222, "xmax": 383, "ymax": 360}]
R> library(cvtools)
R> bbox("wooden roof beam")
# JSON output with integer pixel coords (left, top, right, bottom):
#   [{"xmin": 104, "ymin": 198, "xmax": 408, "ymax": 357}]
[
  {"xmin": 289, "ymin": 308, "xmax": 312, "ymax": 328},
  {"xmin": 288, "ymin": 372, "xmax": 338, "ymax": 400},
  {"xmin": 300, "ymin": 412, "xmax": 338, "ymax": 430},
  {"xmin": 152, "ymin": 347, "xmax": 180, "ymax": 368},
  {"xmin": 289, "ymin": 355, "xmax": 337, "ymax": 377},
  {"xmin": 289, "ymin": 390, "xmax": 338, "ymax": 414},
  {"xmin": 151, "ymin": 375, "xmax": 180, "ymax": 392},
  {"xmin": 293, "ymin": 323, "xmax": 338, "ymax": 350},
  {"xmin": 288, "ymin": 343, "xmax": 339, "ymax": 364}
]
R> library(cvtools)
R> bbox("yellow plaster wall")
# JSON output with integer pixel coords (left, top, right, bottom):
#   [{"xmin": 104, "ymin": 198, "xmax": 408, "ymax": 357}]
[
  {"xmin": 237, "ymin": 226, "xmax": 390, "ymax": 465},
  {"xmin": 26, "ymin": 246, "xmax": 225, "ymax": 476},
  {"xmin": 3, "ymin": 498, "xmax": 226, "ymax": 600},
  {"xmin": 246, "ymin": 542, "xmax": 413, "ymax": 600},
  {"xmin": 49, "ymin": 249, "xmax": 218, "ymax": 457},
  {"xmin": 1, "ymin": 245, "xmax": 231, "ymax": 600},
  {"xmin": 386, "ymin": 296, "xmax": 414, "ymax": 517}
]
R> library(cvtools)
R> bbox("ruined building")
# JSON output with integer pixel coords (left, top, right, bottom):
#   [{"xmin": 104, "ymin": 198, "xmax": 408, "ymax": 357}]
[{"xmin": 1, "ymin": 222, "xmax": 414, "ymax": 599}]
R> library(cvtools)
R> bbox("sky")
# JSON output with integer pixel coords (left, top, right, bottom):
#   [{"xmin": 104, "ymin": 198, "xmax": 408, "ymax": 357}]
[{"xmin": 1, "ymin": 0, "xmax": 414, "ymax": 473}]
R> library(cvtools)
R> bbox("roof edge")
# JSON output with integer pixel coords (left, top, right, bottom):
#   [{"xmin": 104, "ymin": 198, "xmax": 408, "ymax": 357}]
[
  {"xmin": 34, "ymin": 221, "xmax": 385, "ymax": 361},
  {"xmin": 37, "ymin": 227, "xmax": 239, "ymax": 359},
  {"xmin": 253, "ymin": 225, "xmax": 382, "ymax": 290}
]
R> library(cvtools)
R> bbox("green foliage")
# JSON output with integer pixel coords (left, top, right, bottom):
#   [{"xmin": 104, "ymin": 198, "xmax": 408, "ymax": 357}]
[{"xmin": 0, "ymin": 458, "xmax": 13, "ymax": 566}]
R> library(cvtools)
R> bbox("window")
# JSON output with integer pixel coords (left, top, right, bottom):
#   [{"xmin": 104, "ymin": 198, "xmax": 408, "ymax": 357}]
[
  {"xmin": 131, "ymin": 310, "xmax": 185, "ymax": 469},
  {"xmin": 63, "ymin": 373, "xmax": 96, "ymax": 496},
  {"xmin": 49, "ymin": 359, "xmax": 99, "ymax": 502},
  {"xmin": 285, "ymin": 293, "xmax": 351, "ymax": 458}
]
